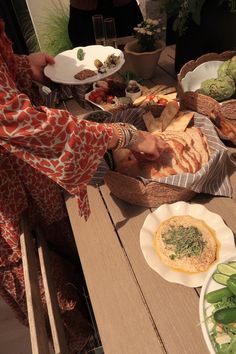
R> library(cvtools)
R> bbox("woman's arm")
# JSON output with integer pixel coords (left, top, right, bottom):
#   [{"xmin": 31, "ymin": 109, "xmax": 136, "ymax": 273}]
[{"xmin": 0, "ymin": 55, "xmax": 165, "ymax": 218}]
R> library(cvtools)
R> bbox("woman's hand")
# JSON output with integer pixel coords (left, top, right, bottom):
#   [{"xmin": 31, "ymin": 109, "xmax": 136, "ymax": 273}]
[
  {"xmin": 28, "ymin": 52, "xmax": 55, "ymax": 84},
  {"xmin": 108, "ymin": 123, "xmax": 167, "ymax": 160},
  {"xmin": 129, "ymin": 130, "xmax": 167, "ymax": 160}
]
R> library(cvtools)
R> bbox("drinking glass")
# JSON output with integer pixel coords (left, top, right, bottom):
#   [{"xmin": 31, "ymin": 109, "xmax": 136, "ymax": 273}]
[
  {"xmin": 92, "ymin": 14, "xmax": 105, "ymax": 45},
  {"xmin": 104, "ymin": 17, "xmax": 117, "ymax": 48}
]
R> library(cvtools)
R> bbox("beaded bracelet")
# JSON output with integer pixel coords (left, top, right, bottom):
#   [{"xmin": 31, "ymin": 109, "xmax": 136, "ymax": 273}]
[{"xmin": 112, "ymin": 123, "xmax": 139, "ymax": 150}]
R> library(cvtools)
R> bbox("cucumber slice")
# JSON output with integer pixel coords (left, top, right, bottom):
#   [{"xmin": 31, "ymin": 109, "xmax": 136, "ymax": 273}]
[
  {"xmin": 228, "ymin": 262, "xmax": 236, "ymax": 270},
  {"xmin": 217, "ymin": 263, "xmax": 236, "ymax": 276},
  {"xmin": 213, "ymin": 272, "xmax": 229, "ymax": 285}
]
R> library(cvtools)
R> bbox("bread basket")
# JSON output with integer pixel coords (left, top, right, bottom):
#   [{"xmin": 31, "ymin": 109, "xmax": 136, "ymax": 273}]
[
  {"xmin": 178, "ymin": 51, "xmax": 236, "ymax": 121},
  {"xmin": 104, "ymin": 171, "xmax": 195, "ymax": 208},
  {"xmin": 86, "ymin": 108, "xmax": 230, "ymax": 208}
]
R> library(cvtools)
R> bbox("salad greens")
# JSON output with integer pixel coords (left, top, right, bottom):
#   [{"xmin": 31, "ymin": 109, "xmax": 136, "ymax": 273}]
[{"xmin": 205, "ymin": 262, "xmax": 236, "ymax": 353}]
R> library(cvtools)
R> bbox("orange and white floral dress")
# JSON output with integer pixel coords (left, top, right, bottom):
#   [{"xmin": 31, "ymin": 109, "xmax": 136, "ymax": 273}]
[{"xmin": 0, "ymin": 20, "xmax": 113, "ymax": 352}]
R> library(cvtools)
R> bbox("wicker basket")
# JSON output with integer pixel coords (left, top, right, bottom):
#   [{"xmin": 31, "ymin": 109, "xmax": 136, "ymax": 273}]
[
  {"xmin": 178, "ymin": 51, "xmax": 236, "ymax": 118},
  {"xmin": 104, "ymin": 171, "xmax": 195, "ymax": 208}
]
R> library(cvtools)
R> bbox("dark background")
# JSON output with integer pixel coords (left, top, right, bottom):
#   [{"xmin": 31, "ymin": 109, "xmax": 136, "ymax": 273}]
[{"xmin": 0, "ymin": 0, "xmax": 32, "ymax": 54}]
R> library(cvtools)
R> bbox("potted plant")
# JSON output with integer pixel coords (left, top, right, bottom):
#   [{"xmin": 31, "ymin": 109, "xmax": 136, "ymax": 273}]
[
  {"xmin": 124, "ymin": 18, "xmax": 166, "ymax": 79},
  {"xmin": 164, "ymin": 0, "xmax": 236, "ymax": 73}
]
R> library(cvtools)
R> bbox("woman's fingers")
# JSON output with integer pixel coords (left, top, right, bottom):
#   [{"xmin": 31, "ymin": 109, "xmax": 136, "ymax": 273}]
[
  {"xmin": 130, "ymin": 132, "xmax": 168, "ymax": 160},
  {"xmin": 45, "ymin": 54, "xmax": 55, "ymax": 65}
]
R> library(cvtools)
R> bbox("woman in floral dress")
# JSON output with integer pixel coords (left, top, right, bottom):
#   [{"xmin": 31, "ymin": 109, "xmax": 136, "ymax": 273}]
[{"xmin": 0, "ymin": 19, "xmax": 165, "ymax": 353}]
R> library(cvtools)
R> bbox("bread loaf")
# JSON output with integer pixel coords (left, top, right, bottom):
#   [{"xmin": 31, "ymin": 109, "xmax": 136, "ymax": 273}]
[{"xmin": 114, "ymin": 127, "xmax": 210, "ymax": 179}]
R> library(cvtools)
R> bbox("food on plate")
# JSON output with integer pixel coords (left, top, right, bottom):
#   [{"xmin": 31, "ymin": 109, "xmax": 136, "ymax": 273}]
[
  {"xmin": 104, "ymin": 53, "xmax": 121, "ymax": 68},
  {"xmin": 126, "ymin": 80, "xmax": 140, "ymax": 93},
  {"xmin": 159, "ymin": 100, "xmax": 180, "ymax": 131},
  {"xmin": 142, "ymin": 101, "xmax": 180, "ymax": 133},
  {"xmin": 77, "ymin": 48, "xmax": 85, "ymax": 60},
  {"xmin": 218, "ymin": 55, "xmax": 236, "ymax": 81},
  {"xmin": 226, "ymin": 56, "xmax": 236, "ymax": 81},
  {"xmin": 204, "ymin": 261, "xmax": 236, "ymax": 353},
  {"xmin": 218, "ymin": 59, "xmax": 231, "ymax": 77},
  {"xmin": 112, "ymin": 148, "xmax": 142, "ymax": 178},
  {"xmin": 209, "ymin": 109, "xmax": 236, "ymax": 145},
  {"xmin": 94, "ymin": 80, "xmax": 109, "ymax": 90},
  {"xmin": 113, "ymin": 109, "xmax": 210, "ymax": 179},
  {"xmin": 94, "ymin": 58, "xmax": 103, "ymax": 69},
  {"xmin": 88, "ymin": 78, "xmax": 127, "ymax": 106},
  {"xmin": 143, "ymin": 127, "xmax": 209, "ymax": 178},
  {"xmin": 142, "ymin": 111, "xmax": 163, "ymax": 133},
  {"xmin": 93, "ymin": 53, "xmax": 121, "ymax": 73},
  {"xmin": 197, "ymin": 75, "xmax": 235, "ymax": 102},
  {"xmin": 153, "ymin": 215, "xmax": 217, "ymax": 273},
  {"xmin": 83, "ymin": 110, "xmax": 112, "ymax": 122},
  {"xmin": 74, "ymin": 69, "xmax": 96, "ymax": 80},
  {"xmin": 165, "ymin": 111, "xmax": 194, "ymax": 131},
  {"xmin": 133, "ymin": 85, "xmax": 177, "ymax": 109},
  {"xmin": 114, "ymin": 125, "xmax": 210, "ymax": 179}
]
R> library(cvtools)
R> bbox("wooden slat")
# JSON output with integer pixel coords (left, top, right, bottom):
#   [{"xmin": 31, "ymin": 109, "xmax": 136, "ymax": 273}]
[
  {"xmin": 20, "ymin": 215, "xmax": 50, "ymax": 354},
  {"xmin": 36, "ymin": 229, "xmax": 69, "ymax": 354},
  {"xmin": 65, "ymin": 187, "xmax": 165, "ymax": 354},
  {"xmin": 100, "ymin": 184, "xmax": 208, "ymax": 354}
]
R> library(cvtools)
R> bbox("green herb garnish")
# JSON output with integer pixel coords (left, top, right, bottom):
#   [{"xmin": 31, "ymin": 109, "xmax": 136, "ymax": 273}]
[
  {"xmin": 162, "ymin": 225, "xmax": 206, "ymax": 259},
  {"xmin": 77, "ymin": 48, "xmax": 85, "ymax": 60}
]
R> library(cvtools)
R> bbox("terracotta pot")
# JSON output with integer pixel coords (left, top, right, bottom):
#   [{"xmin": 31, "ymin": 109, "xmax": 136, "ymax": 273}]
[{"xmin": 124, "ymin": 39, "xmax": 165, "ymax": 79}]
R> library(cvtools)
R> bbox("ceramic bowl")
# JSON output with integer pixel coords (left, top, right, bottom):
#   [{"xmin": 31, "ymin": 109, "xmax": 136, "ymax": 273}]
[
  {"xmin": 125, "ymin": 87, "xmax": 142, "ymax": 101},
  {"xmin": 181, "ymin": 60, "xmax": 223, "ymax": 93}
]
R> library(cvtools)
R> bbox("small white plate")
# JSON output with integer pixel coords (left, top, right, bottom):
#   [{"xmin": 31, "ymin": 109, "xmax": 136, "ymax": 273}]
[
  {"xmin": 181, "ymin": 60, "xmax": 223, "ymax": 92},
  {"xmin": 140, "ymin": 201, "xmax": 235, "ymax": 287},
  {"xmin": 44, "ymin": 45, "xmax": 125, "ymax": 85},
  {"xmin": 84, "ymin": 91, "xmax": 105, "ymax": 110},
  {"xmin": 199, "ymin": 255, "xmax": 236, "ymax": 354}
]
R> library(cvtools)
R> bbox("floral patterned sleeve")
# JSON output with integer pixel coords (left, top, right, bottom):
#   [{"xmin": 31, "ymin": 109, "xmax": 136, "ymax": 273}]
[
  {"xmin": 0, "ymin": 58, "xmax": 113, "ymax": 219},
  {"xmin": 13, "ymin": 54, "xmax": 45, "ymax": 105}
]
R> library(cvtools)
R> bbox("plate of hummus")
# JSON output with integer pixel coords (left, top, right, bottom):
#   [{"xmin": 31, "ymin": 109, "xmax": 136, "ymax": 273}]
[{"xmin": 140, "ymin": 201, "xmax": 235, "ymax": 287}]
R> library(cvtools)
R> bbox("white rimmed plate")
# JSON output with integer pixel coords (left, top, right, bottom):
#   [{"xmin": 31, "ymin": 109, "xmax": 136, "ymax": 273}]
[
  {"xmin": 199, "ymin": 255, "xmax": 236, "ymax": 354},
  {"xmin": 181, "ymin": 60, "xmax": 223, "ymax": 92},
  {"xmin": 140, "ymin": 201, "xmax": 235, "ymax": 287},
  {"xmin": 44, "ymin": 45, "xmax": 125, "ymax": 85},
  {"xmin": 84, "ymin": 91, "xmax": 106, "ymax": 110}
]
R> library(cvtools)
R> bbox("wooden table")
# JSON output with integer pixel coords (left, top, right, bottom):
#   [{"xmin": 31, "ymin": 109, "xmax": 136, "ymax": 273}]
[{"xmin": 63, "ymin": 46, "xmax": 236, "ymax": 354}]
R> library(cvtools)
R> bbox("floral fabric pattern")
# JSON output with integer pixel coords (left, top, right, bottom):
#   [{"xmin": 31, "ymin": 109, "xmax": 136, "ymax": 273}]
[{"xmin": 0, "ymin": 19, "xmax": 113, "ymax": 352}]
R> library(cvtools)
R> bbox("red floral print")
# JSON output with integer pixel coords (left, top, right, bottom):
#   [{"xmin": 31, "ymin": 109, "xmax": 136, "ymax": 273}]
[{"xmin": 0, "ymin": 19, "xmax": 113, "ymax": 352}]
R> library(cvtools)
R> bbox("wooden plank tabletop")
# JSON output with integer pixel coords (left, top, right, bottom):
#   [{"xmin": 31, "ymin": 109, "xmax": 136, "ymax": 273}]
[{"xmin": 64, "ymin": 47, "xmax": 236, "ymax": 354}]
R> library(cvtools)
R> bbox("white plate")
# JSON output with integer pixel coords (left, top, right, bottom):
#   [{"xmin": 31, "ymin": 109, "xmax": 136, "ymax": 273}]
[
  {"xmin": 199, "ymin": 255, "xmax": 236, "ymax": 354},
  {"xmin": 140, "ymin": 201, "xmax": 235, "ymax": 287},
  {"xmin": 44, "ymin": 45, "xmax": 125, "ymax": 85},
  {"xmin": 181, "ymin": 60, "xmax": 223, "ymax": 92}
]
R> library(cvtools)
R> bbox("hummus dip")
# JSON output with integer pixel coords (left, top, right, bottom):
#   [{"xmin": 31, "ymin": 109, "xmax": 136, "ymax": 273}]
[{"xmin": 154, "ymin": 215, "xmax": 217, "ymax": 273}]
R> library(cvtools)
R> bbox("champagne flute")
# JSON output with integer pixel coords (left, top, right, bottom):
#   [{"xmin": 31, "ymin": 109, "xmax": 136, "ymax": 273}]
[{"xmin": 92, "ymin": 14, "xmax": 106, "ymax": 45}]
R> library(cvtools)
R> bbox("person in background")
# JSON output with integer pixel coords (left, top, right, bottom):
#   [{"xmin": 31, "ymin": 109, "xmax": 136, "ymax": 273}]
[
  {"xmin": 68, "ymin": 0, "xmax": 143, "ymax": 47},
  {"xmin": 0, "ymin": 18, "xmax": 166, "ymax": 353}
]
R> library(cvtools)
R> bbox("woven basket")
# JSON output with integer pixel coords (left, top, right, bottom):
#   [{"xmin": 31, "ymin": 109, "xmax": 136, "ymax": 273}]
[
  {"xmin": 104, "ymin": 171, "xmax": 196, "ymax": 208},
  {"xmin": 178, "ymin": 51, "xmax": 236, "ymax": 118}
]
